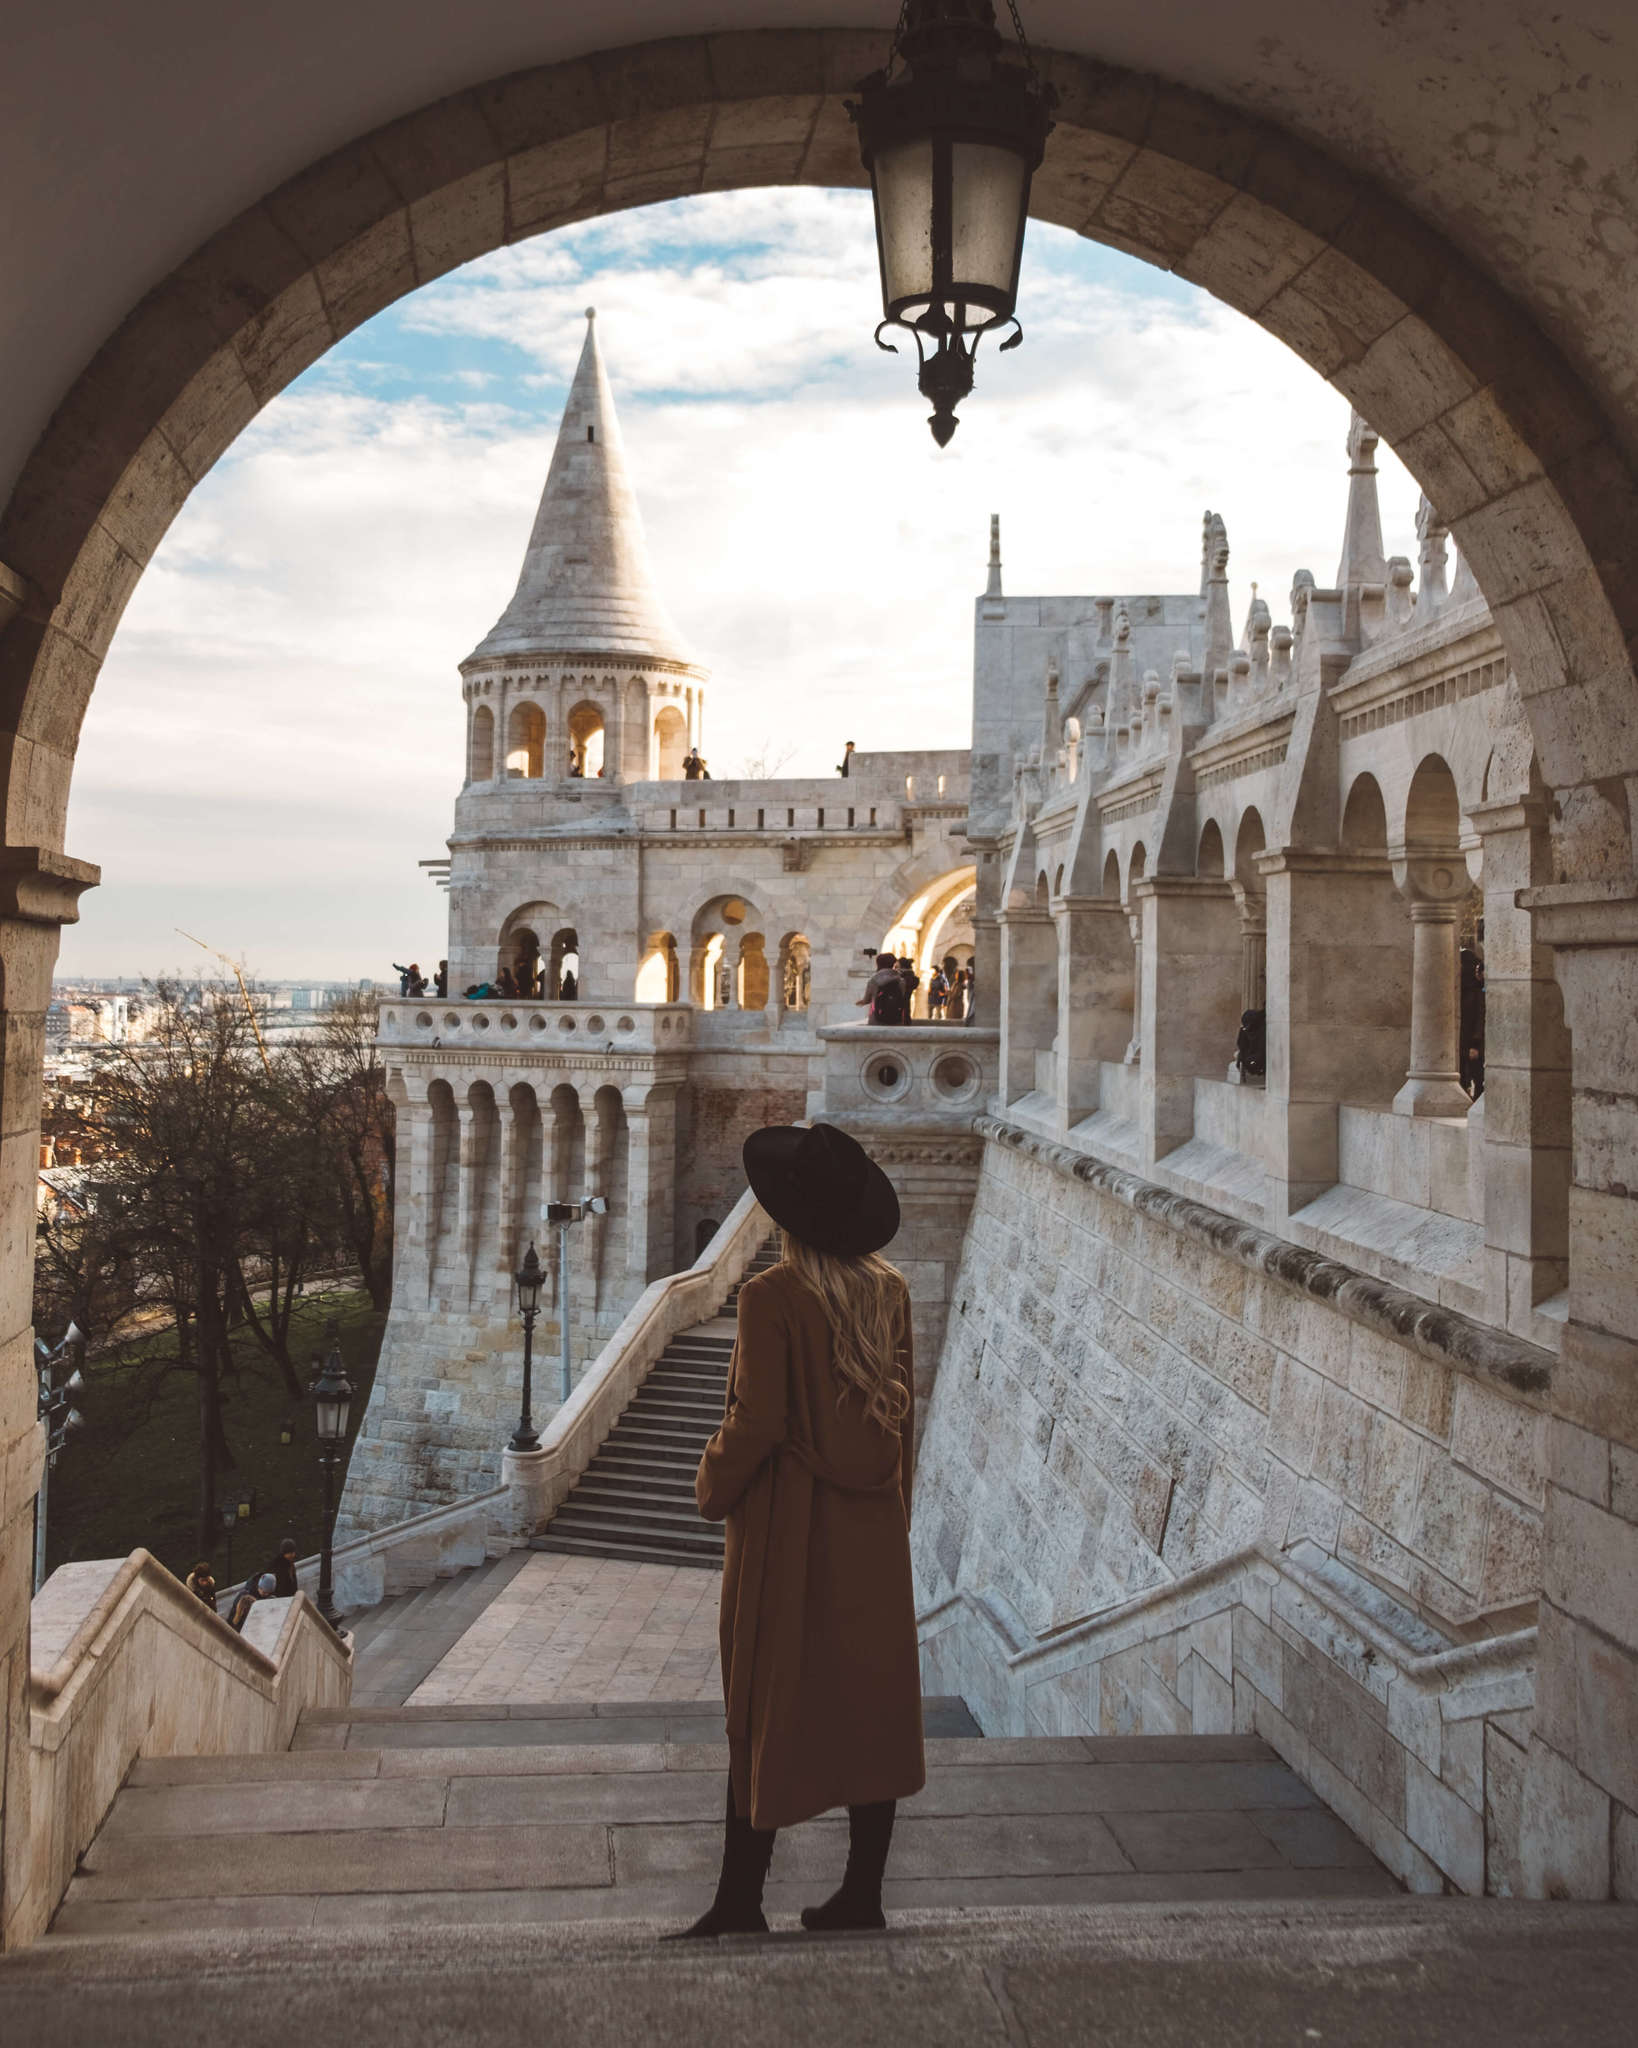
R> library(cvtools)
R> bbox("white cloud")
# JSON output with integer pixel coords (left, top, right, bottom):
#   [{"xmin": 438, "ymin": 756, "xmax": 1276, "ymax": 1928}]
[{"xmin": 59, "ymin": 191, "xmax": 1429, "ymax": 980}]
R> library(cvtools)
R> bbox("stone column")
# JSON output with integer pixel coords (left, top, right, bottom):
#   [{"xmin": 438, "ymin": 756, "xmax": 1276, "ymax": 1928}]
[
  {"xmin": 1260, "ymin": 850, "xmax": 1413, "ymax": 1222},
  {"xmin": 968, "ymin": 848, "xmax": 1002, "ymax": 1028},
  {"xmin": 1391, "ymin": 852, "xmax": 1474, "ymax": 1117},
  {"xmin": 624, "ymin": 1084, "xmax": 678, "ymax": 1281},
  {"xmin": 454, "ymin": 1099, "xmax": 482, "ymax": 1305},
  {"xmin": 1470, "ymin": 796, "xmax": 1570, "ymax": 1339},
  {"xmin": 496, "ymin": 1091, "xmax": 524, "ymax": 1281},
  {"xmin": 1135, "ymin": 876, "xmax": 1241, "ymax": 1168},
  {"xmin": 0, "ymin": 850, "xmax": 98, "ymax": 1951},
  {"xmin": 1123, "ymin": 911, "xmax": 1143, "ymax": 1065},
  {"xmin": 1054, "ymin": 897, "xmax": 1133, "ymax": 1127},
  {"xmin": 1514, "ymin": 883, "xmax": 1638, "ymax": 1900},
  {"xmin": 998, "ymin": 903, "xmax": 1056, "ymax": 1106}
]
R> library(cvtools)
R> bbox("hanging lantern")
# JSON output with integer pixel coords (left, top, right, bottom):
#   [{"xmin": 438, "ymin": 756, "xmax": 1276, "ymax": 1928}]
[{"xmin": 849, "ymin": 0, "xmax": 1056, "ymax": 445}]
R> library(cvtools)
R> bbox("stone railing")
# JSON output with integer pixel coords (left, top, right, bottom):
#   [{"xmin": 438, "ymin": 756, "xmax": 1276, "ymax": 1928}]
[
  {"xmin": 818, "ymin": 1023, "xmax": 999, "ymax": 1124},
  {"xmin": 376, "ymin": 998, "xmax": 692, "ymax": 1055},
  {"xmin": 19, "ymin": 1551, "xmax": 351, "ymax": 1947},
  {"xmin": 505, "ymin": 1185, "xmax": 770, "ymax": 1530},
  {"xmin": 289, "ymin": 1485, "xmax": 525, "ymax": 1616},
  {"xmin": 918, "ymin": 1539, "xmax": 1534, "ymax": 1899}
]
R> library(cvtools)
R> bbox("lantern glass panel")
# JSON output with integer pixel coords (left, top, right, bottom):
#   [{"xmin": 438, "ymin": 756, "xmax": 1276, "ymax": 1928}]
[
  {"xmin": 873, "ymin": 137, "xmax": 935, "ymax": 317},
  {"xmin": 315, "ymin": 1391, "xmax": 349, "ymax": 1442},
  {"xmin": 949, "ymin": 140, "xmax": 1028, "ymax": 322}
]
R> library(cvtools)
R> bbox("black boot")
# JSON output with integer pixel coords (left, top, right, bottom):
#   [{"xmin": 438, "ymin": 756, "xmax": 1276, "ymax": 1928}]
[
  {"xmin": 801, "ymin": 1800, "xmax": 895, "ymax": 1932},
  {"xmin": 665, "ymin": 1780, "xmax": 777, "ymax": 1939}
]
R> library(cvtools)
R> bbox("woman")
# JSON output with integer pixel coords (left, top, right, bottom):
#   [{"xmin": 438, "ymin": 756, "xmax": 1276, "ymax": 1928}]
[{"xmin": 672, "ymin": 1122, "xmax": 924, "ymax": 1939}]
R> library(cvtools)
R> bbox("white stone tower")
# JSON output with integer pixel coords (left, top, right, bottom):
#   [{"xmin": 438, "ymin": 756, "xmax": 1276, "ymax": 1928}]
[{"xmin": 457, "ymin": 308, "xmax": 708, "ymax": 795}]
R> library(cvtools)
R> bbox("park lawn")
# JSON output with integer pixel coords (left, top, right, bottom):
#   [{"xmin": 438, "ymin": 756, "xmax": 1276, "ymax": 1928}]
[{"xmin": 44, "ymin": 1287, "xmax": 386, "ymax": 1591}]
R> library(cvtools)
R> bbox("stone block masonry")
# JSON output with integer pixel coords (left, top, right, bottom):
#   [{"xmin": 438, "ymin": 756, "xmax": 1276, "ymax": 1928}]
[{"xmin": 912, "ymin": 1122, "xmax": 1571, "ymax": 1894}]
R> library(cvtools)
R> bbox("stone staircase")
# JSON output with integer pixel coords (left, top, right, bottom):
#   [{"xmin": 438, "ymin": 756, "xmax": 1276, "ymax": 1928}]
[
  {"xmin": 531, "ymin": 1237, "xmax": 779, "ymax": 1569},
  {"xmin": 42, "ymin": 1708, "xmax": 1397, "ymax": 1942}
]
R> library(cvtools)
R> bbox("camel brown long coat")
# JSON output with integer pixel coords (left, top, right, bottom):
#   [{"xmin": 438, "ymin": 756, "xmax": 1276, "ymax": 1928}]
[{"xmin": 696, "ymin": 1262, "xmax": 925, "ymax": 1831}]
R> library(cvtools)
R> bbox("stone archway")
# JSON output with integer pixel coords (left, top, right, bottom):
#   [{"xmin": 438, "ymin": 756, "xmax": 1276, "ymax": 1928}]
[
  {"xmin": 0, "ymin": 31, "xmax": 1632, "ymax": 883},
  {"xmin": 4, "ymin": 26, "xmax": 1638, "ymax": 1927}
]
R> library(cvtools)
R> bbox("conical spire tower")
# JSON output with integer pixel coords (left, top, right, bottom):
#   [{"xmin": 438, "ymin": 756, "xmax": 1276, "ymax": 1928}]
[{"xmin": 466, "ymin": 310, "xmax": 697, "ymax": 668}]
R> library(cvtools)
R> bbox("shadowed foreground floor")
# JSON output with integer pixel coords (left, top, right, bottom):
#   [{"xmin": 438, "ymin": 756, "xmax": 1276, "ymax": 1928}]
[{"xmin": 4, "ymin": 1900, "xmax": 1636, "ymax": 2047}]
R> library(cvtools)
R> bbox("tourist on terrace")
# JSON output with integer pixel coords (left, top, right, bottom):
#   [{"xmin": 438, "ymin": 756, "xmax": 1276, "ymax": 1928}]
[
  {"xmin": 671, "ymin": 1122, "xmax": 921, "ymax": 1940},
  {"xmin": 495, "ymin": 967, "xmax": 518, "ymax": 999},
  {"xmin": 895, "ymin": 955, "xmax": 921, "ymax": 1018},
  {"xmin": 927, "ymin": 965, "xmax": 949, "ymax": 1020},
  {"xmin": 393, "ymin": 961, "xmax": 427, "ymax": 997},
  {"xmin": 434, "ymin": 961, "xmax": 448, "ymax": 998},
  {"xmin": 837, "ymin": 740, "xmax": 856, "ymax": 777},
  {"xmin": 682, "ymin": 747, "xmax": 710, "ymax": 780},
  {"xmin": 857, "ymin": 952, "xmax": 907, "ymax": 1026},
  {"xmin": 183, "ymin": 1560, "xmax": 217, "ymax": 1611}
]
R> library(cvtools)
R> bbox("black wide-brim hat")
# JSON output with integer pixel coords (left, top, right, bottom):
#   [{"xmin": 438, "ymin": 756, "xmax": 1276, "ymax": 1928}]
[{"xmin": 742, "ymin": 1122, "xmax": 900, "ymax": 1259}]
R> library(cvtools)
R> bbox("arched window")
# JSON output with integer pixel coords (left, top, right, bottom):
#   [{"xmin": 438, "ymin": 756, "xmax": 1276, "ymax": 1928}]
[
  {"xmin": 549, "ymin": 928, "xmax": 581, "ymax": 1000},
  {"xmin": 469, "ymin": 703, "xmax": 494, "ymax": 783},
  {"xmin": 1197, "ymin": 818, "xmax": 1225, "ymax": 877},
  {"xmin": 502, "ymin": 926, "xmax": 541, "ymax": 996},
  {"xmin": 654, "ymin": 704, "xmax": 688, "ymax": 779},
  {"xmin": 635, "ymin": 933, "xmax": 679, "ymax": 1004},
  {"xmin": 566, "ymin": 700, "xmax": 605, "ymax": 779},
  {"xmin": 779, "ymin": 934, "xmax": 811, "ymax": 1013},
  {"xmin": 737, "ymin": 933, "xmax": 769, "ymax": 1011},
  {"xmin": 507, "ymin": 701, "xmax": 545, "ymax": 779}
]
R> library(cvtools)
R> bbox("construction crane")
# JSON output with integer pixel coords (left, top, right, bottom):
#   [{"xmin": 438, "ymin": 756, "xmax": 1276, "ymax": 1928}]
[{"xmin": 176, "ymin": 929, "xmax": 273, "ymax": 1077}]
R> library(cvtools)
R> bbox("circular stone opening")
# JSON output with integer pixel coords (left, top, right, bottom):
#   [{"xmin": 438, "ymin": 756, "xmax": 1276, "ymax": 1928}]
[
  {"xmin": 414, "ymin": 1011, "xmax": 432, "ymax": 1030},
  {"xmin": 558, "ymin": 1014, "xmax": 577, "ymax": 1033},
  {"xmin": 930, "ymin": 1052, "xmax": 980, "ymax": 1102},
  {"xmin": 587, "ymin": 1014, "xmax": 606, "ymax": 1033},
  {"xmin": 528, "ymin": 1013, "xmax": 547, "ymax": 1033},
  {"xmin": 443, "ymin": 1013, "xmax": 461, "ymax": 1031},
  {"xmin": 500, "ymin": 1012, "xmax": 518, "ymax": 1030},
  {"xmin": 472, "ymin": 1013, "xmax": 491, "ymax": 1032},
  {"xmin": 616, "ymin": 1015, "xmax": 636, "ymax": 1034},
  {"xmin": 862, "ymin": 1053, "xmax": 913, "ymax": 1104}
]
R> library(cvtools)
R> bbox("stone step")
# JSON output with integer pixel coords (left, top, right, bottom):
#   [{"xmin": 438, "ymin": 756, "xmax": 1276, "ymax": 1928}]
[
  {"xmin": 571, "ymin": 1477, "xmax": 698, "ymax": 1509},
  {"xmin": 544, "ymin": 1507, "xmax": 724, "ymax": 1548},
  {"xmin": 531, "ymin": 1530, "xmax": 723, "ymax": 1568},
  {"xmin": 50, "ymin": 1729, "xmax": 1406, "ymax": 1943},
  {"xmin": 548, "ymin": 1500, "xmax": 723, "ymax": 1542}
]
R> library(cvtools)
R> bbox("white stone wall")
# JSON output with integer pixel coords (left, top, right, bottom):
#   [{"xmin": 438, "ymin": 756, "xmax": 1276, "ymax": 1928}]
[{"xmin": 912, "ymin": 1124, "xmax": 1553, "ymax": 1893}]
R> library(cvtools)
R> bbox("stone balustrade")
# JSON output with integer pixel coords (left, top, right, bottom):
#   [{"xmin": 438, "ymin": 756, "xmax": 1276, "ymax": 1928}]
[
  {"xmin": 18, "ymin": 1553, "xmax": 351, "ymax": 1947},
  {"xmin": 376, "ymin": 997, "xmax": 692, "ymax": 1056},
  {"xmin": 817, "ymin": 1022, "xmax": 999, "ymax": 1124}
]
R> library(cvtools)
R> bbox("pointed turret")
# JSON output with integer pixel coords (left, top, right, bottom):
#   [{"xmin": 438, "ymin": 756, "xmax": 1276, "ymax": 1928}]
[
  {"xmin": 1336, "ymin": 410, "xmax": 1389, "ymax": 591},
  {"xmin": 465, "ymin": 310, "xmax": 696, "ymax": 667}
]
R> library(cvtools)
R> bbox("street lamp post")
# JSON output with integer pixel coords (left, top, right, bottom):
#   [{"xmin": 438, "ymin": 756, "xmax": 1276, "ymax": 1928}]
[
  {"xmin": 510, "ymin": 1243, "xmax": 544, "ymax": 1451},
  {"xmin": 311, "ymin": 1337, "xmax": 354, "ymax": 1629},
  {"xmin": 33, "ymin": 1324, "xmax": 87, "ymax": 1593}
]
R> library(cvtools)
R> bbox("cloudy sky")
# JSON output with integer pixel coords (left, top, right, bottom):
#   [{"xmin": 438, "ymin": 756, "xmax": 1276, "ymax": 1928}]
[{"xmin": 58, "ymin": 186, "xmax": 1422, "ymax": 983}]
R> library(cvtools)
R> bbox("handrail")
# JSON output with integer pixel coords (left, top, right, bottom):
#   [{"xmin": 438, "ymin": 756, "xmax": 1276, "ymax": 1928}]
[{"xmin": 20, "ymin": 1550, "xmax": 350, "ymax": 1947}]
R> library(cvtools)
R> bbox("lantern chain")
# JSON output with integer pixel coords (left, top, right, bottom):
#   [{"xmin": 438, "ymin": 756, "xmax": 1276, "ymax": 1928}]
[{"xmin": 1004, "ymin": 0, "xmax": 1039, "ymax": 73}]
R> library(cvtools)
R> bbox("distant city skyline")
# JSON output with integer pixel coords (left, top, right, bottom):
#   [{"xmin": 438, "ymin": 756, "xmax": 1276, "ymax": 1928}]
[{"xmin": 56, "ymin": 188, "xmax": 1421, "ymax": 982}]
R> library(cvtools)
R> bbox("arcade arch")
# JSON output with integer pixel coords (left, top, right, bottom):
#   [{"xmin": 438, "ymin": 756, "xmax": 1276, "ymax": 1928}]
[
  {"xmin": 566, "ymin": 700, "xmax": 606, "ymax": 779},
  {"xmin": 653, "ymin": 705, "xmax": 688, "ymax": 780},
  {"xmin": 2, "ymin": 22, "xmax": 1638, "ymax": 1922}
]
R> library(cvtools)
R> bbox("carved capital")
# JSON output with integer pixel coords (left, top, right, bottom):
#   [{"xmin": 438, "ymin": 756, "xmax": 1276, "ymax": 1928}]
[{"xmin": 0, "ymin": 847, "xmax": 100, "ymax": 927}]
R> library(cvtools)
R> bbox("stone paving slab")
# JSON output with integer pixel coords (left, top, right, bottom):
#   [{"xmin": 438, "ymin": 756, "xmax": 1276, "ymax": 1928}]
[
  {"xmin": 613, "ymin": 1811, "xmax": 1138, "ymax": 1883},
  {"xmin": 446, "ymin": 1771, "xmax": 726, "ymax": 1827}
]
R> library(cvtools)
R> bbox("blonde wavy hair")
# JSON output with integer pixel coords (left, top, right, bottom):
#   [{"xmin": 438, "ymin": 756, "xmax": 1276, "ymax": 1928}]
[{"xmin": 780, "ymin": 1232, "xmax": 910, "ymax": 1433}]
